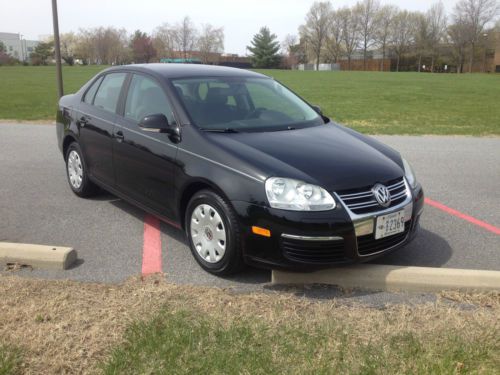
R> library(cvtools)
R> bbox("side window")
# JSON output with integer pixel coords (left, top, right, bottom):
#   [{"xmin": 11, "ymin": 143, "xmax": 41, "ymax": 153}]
[
  {"xmin": 93, "ymin": 73, "xmax": 127, "ymax": 113},
  {"xmin": 124, "ymin": 74, "xmax": 174, "ymax": 124},
  {"xmin": 83, "ymin": 76, "xmax": 103, "ymax": 105}
]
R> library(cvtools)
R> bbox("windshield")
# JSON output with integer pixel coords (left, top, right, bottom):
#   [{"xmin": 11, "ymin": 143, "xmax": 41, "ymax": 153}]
[{"xmin": 171, "ymin": 77, "xmax": 324, "ymax": 132}]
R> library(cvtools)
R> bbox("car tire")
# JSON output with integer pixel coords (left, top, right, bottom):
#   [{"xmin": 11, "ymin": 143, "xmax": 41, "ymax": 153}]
[
  {"xmin": 65, "ymin": 142, "xmax": 98, "ymax": 197},
  {"xmin": 185, "ymin": 189, "xmax": 244, "ymax": 275}
]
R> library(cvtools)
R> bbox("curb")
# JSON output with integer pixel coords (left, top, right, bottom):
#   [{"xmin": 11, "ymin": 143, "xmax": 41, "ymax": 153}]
[
  {"xmin": 0, "ymin": 242, "xmax": 77, "ymax": 270},
  {"xmin": 272, "ymin": 264, "xmax": 500, "ymax": 293}
]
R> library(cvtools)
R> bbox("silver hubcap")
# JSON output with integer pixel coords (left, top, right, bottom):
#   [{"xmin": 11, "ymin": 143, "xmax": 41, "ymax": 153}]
[
  {"xmin": 67, "ymin": 150, "xmax": 83, "ymax": 189},
  {"xmin": 190, "ymin": 204, "xmax": 226, "ymax": 263}
]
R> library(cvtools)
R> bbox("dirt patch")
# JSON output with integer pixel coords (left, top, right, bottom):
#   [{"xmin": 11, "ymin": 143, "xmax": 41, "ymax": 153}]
[{"xmin": 0, "ymin": 275, "xmax": 498, "ymax": 374}]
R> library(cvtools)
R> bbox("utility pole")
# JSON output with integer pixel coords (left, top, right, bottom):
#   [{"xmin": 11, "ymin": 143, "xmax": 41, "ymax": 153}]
[{"xmin": 51, "ymin": 0, "xmax": 64, "ymax": 98}]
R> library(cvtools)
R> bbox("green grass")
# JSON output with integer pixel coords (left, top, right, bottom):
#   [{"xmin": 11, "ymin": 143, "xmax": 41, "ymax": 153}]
[
  {"xmin": 0, "ymin": 344, "xmax": 23, "ymax": 375},
  {"xmin": 101, "ymin": 309, "xmax": 499, "ymax": 375},
  {"xmin": 258, "ymin": 70, "xmax": 500, "ymax": 135},
  {"xmin": 0, "ymin": 66, "xmax": 499, "ymax": 135},
  {"xmin": 0, "ymin": 65, "xmax": 105, "ymax": 121}
]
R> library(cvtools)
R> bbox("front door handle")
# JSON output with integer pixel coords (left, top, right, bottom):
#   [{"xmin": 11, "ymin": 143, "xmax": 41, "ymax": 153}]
[{"xmin": 114, "ymin": 131, "xmax": 124, "ymax": 142}]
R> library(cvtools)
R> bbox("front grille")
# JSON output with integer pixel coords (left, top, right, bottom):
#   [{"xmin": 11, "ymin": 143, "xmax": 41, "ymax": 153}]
[
  {"xmin": 281, "ymin": 237, "xmax": 347, "ymax": 264},
  {"xmin": 357, "ymin": 223, "xmax": 411, "ymax": 256},
  {"xmin": 337, "ymin": 177, "xmax": 408, "ymax": 215}
]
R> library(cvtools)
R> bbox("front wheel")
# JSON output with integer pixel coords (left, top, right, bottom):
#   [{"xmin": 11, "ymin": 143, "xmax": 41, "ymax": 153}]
[
  {"xmin": 65, "ymin": 142, "xmax": 98, "ymax": 197},
  {"xmin": 185, "ymin": 190, "xmax": 244, "ymax": 275}
]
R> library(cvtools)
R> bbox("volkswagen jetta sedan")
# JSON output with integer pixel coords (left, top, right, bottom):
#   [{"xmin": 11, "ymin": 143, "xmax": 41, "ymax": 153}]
[{"xmin": 56, "ymin": 64, "xmax": 424, "ymax": 275}]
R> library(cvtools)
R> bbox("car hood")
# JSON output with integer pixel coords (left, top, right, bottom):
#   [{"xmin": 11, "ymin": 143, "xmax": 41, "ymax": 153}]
[{"xmin": 206, "ymin": 123, "xmax": 404, "ymax": 192}]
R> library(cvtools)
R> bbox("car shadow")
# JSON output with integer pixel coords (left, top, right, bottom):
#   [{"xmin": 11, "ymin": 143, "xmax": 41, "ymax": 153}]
[
  {"xmin": 105, "ymin": 195, "xmax": 452, "ymax": 293},
  {"xmin": 107, "ymin": 196, "xmax": 272, "ymax": 285},
  {"xmin": 372, "ymin": 228, "xmax": 452, "ymax": 267}
]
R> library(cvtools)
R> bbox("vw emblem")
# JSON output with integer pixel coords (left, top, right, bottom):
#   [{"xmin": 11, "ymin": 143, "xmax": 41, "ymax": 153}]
[{"xmin": 372, "ymin": 183, "xmax": 391, "ymax": 207}]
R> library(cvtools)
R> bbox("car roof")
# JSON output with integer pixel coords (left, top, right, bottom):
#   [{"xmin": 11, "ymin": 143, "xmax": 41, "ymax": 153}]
[{"xmin": 104, "ymin": 63, "xmax": 269, "ymax": 80}]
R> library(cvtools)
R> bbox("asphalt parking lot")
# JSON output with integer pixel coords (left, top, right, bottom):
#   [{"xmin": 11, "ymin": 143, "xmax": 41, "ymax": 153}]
[{"xmin": 1, "ymin": 123, "xmax": 499, "ymax": 294}]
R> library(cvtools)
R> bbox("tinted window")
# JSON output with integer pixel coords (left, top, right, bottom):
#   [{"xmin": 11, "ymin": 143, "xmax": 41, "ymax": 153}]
[
  {"xmin": 172, "ymin": 77, "xmax": 322, "ymax": 132},
  {"xmin": 83, "ymin": 76, "xmax": 103, "ymax": 105},
  {"xmin": 124, "ymin": 74, "xmax": 174, "ymax": 123},
  {"xmin": 93, "ymin": 73, "xmax": 126, "ymax": 113}
]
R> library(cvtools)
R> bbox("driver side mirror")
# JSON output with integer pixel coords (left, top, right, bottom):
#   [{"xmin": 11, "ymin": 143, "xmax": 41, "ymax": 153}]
[
  {"xmin": 311, "ymin": 105, "xmax": 323, "ymax": 115},
  {"xmin": 139, "ymin": 113, "xmax": 175, "ymax": 134}
]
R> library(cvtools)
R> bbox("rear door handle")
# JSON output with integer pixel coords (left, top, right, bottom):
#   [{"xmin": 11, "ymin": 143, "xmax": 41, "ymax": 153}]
[{"xmin": 114, "ymin": 130, "xmax": 124, "ymax": 142}]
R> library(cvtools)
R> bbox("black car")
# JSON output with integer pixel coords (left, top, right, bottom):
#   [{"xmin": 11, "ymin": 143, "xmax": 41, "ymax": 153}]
[{"xmin": 56, "ymin": 64, "xmax": 424, "ymax": 275}]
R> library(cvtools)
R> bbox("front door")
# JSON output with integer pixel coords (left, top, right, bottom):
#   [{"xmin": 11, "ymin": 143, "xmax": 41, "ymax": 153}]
[{"xmin": 113, "ymin": 73, "xmax": 179, "ymax": 219}]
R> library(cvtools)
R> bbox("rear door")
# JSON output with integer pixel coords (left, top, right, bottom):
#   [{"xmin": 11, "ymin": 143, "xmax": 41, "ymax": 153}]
[
  {"xmin": 76, "ymin": 72, "xmax": 127, "ymax": 187},
  {"xmin": 113, "ymin": 73, "xmax": 179, "ymax": 219}
]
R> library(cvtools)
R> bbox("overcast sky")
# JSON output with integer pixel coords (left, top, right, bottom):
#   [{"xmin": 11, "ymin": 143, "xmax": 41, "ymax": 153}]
[{"xmin": 5, "ymin": 0, "xmax": 460, "ymax": 55}]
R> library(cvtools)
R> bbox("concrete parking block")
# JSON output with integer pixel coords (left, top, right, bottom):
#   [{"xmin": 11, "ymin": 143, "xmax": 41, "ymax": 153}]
[
  {"xmin": 0, "ymin": 242, "xmax": 77, "ymax": 270},
  {"xmin": 272, "ymin": 264, "xmax": 500, "ymax": 292}
]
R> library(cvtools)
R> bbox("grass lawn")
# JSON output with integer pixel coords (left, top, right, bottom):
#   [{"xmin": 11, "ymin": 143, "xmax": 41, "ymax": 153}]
[
  {"xmin": 0, "ymin": 66, "xmax": 499, "ymax": 135},
  {"xmin": 1, "ymin": 276, "xmax": 498, "ymax": 374}
]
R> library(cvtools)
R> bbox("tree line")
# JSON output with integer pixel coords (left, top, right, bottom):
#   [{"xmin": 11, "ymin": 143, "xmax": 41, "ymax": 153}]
[
  {"xmin": 282, "ymin": 0, "xmax": 499, "ymax": 73},
  {"xmin": 19, "ymin": 16, "xmax": 224, "ymax": 66}
]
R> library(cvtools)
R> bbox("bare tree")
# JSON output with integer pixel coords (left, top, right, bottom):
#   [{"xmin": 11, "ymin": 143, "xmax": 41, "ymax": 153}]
[
  {"xmin": 299, "ymin": 1, "xmax": 333, "ymax": 70},
  {"xmin": 390, "ymin": 10, "xmax": 419, "ymax": 72},
  {"xmin": 338, "ymin": 7, "xmax": 360, "ymax": 70},
  {"xmin": 325, "ymin": 10, "xmax": 344, "ymax": 63},
  {"xmin": 414, "ymin": 12, "xmax": 430, "ymax": 72},
  {"xmin": 454, "ymin": 0, "xmax": 500, "ymax": 72},
  {"xmin": 354, "ymin": 0, "xmax": 381, "ymax": 70},
  {"xmin": 173, "ymin": 16, "xmax": 198, "ymax": 59},
  {"xmin": 448, "ymin": 19, "xmax": 470, "ymax": 73},
  {"xmin": 153, "ymin": 23, "xmax": 176, "ymax": 59},
  {"xmin": 197, "ymin": 24, "xmax": 224, "ymax": 63},
  {"xmin": 426, "ymin": 2, "xmax": 448, "ymax": 72},
  {"xmin": 375, "ymin": 5, "xmax": 398, "ymax": 71}
]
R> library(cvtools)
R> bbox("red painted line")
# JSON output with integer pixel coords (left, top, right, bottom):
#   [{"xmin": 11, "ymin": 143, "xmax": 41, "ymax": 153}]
[
  {"xmin": 425, "ymin": 198, "xmax": 500, "ymax": 236},
  {"xmin": 142, "ymin": 214, "xmax": 162, "ymax": 275}
]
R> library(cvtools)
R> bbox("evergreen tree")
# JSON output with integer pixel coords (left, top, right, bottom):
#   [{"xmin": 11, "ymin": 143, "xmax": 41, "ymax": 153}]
[{"xmin": 247, "ymin": 27, "xmax": 281, "ymax": 68}]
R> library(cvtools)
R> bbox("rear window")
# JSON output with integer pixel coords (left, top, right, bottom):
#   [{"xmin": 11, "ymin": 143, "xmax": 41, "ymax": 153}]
[{"xmin": 93, "ymin": 73, "xmax": 127, "ymax": 113}]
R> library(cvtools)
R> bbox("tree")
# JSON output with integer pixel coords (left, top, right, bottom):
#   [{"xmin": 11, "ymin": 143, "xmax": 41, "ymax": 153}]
[
  {"xmin": 197, "ymin": 24, "xmax": 224, "ymax": 63},
  {"xmin": 30, "ymin": 41, "xmax": 54, "ymax": 65},
  {"xmin": 354, "ymin": 0, "xmax": 381, "ymax": 70},
  {"xmin": 174, "ymin": 16, "xmax": 198, "ymax": 59},
  {"xmin": 0, "ymin": 41, "xmax": 5, "ymax": 53},
  {"xmin": 325, "ymin": 11, "xmax": 344, "ymax": 63},
  {"xmin": 338, "ymin": 7, "xmax": 360, "ymax": 70},
  {"xmin": 426, "ymin": 2, "xmax": 448, "ymax": 72},
  {"xmin": 299, "ymin": 1, "xmax": 333, "ymax": 70},
  {"xmin": 448, "ymin": 19, "xmax": 470, "ymax": 73},
  {"xmin": 153, "ymin": 23, "xmax": 176, "ymax": 59},
  {"xmin": 414, "ymin": 12, "xmax": 430, "ymax": 72},
  {"xmin": 454, "ymin": 0, "xmax": 500, "ymax": 72},
  {"xmin": 281, "ymin": 34, "xmax": 301, "ymax": 68},
  {"xmin": 375, "ymin": 5, "xmax": 398, "ymax": 71},
  {"xmin": 130, "ymin": 30, "xmax": 157, "ymax": 63},
  {"xmin": 390, "ymin": 10, "xmax": 418, "ymax": 72},
  {"xmin": 247, "ymin": 27, "xmax": 281, "ymax": 68},
  {"xmin": 60, "ymin": 32, "xmax": 77, "ymax": 65}
]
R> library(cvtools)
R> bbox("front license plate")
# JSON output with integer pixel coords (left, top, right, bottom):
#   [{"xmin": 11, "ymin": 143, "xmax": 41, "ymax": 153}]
[{"xmin": 375, "ymin": 210, "xmax": 405, "ymax": 240}]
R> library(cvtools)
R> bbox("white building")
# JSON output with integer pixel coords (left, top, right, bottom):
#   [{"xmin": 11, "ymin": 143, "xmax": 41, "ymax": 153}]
[{"xmin": 0, "ymin": 32, "xmax": 39, "ymax": 62}]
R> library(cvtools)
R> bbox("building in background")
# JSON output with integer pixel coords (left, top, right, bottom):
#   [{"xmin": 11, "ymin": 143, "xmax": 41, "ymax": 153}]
[{"xmin": 0, "ymin": 32, "xmax": 39, "ymax": 62}]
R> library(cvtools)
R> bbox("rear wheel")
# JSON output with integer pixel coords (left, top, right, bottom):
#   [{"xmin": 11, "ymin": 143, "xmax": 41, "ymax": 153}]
[
  {"xmin": 185, "ymin": 189, "xmax": 244, "ymax": 275},
  {"xmin": 65, "ymin": 142, "xmax": 98, "ymax": 197}
]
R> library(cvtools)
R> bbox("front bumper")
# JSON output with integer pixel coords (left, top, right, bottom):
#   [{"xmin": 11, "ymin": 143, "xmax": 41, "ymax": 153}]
[{"xmin": 232, "ymin": 183, "xmax": 424, "ymax": 270}]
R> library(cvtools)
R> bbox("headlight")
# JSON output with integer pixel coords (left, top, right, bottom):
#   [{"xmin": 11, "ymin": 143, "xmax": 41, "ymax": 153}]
[
  {"xmin": 402, "ymin": 158, "xmax": 417, "ymax": 189},
  {"xmin": 265, "ymin": 177, "xmax": 336, "ymax": 211}
]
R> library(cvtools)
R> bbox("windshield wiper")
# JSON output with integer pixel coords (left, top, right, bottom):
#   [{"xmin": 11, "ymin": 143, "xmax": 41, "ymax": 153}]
[{"xmin": 200, "ymin": 128, "xmax": 239, "ymax": 133}]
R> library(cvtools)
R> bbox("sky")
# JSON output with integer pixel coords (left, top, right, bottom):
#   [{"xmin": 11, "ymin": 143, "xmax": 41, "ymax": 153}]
[{"xmin": 4, "ymin": 0, "xmax": 460, "ymax": 55}]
